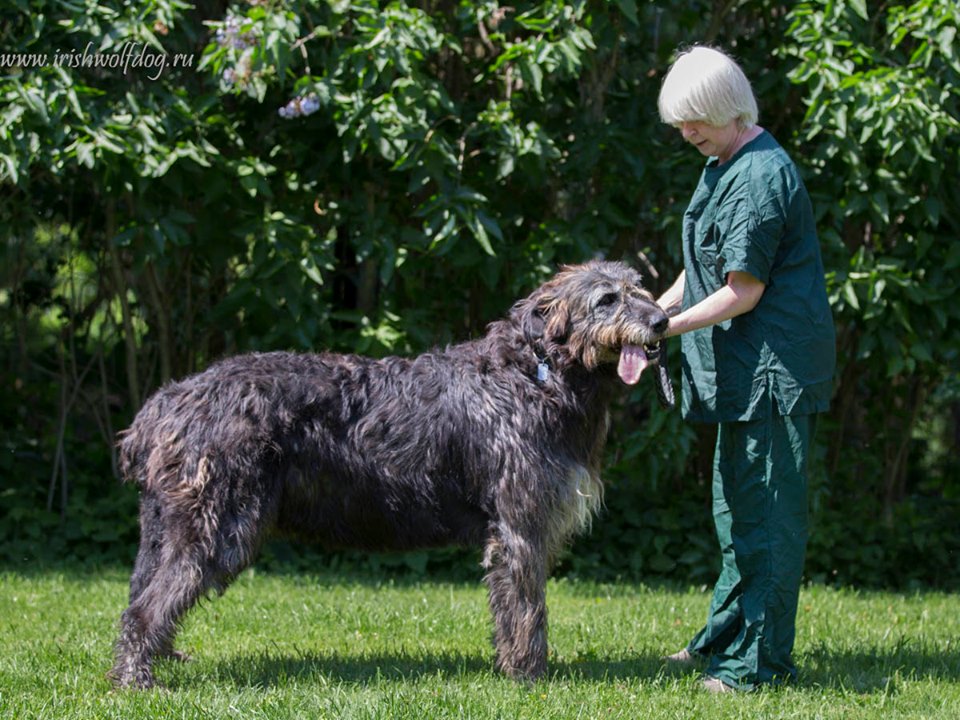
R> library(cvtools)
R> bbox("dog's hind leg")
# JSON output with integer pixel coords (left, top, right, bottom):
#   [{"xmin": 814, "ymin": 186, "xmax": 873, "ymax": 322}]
[
  {"xmin": 111, "ymin": 544, "xmax": 210, "ymax": 689},
  {"xmin": 125, "ymin": 492, "xmax": 192, "ymax": 663},
  {"xmin": 127, "ymin": 492, "xmax": 164, "ymax": 605},
  {"xmin": 111, "ymin": 475, "xmax": 274, "ymax": 689},
  {"xmin": 483, "ymin": 527, "xmax": 549, "ymax": 681}
]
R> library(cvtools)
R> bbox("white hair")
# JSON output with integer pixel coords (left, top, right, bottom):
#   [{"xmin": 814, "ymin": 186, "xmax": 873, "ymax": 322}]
[{"xmin": 658, "ymin": 46, "xmax": 758, "ymax": 129}]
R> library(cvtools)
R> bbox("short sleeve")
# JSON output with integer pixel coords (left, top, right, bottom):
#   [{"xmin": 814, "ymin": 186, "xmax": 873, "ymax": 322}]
[{"xmin": 716, "ymin": 184, "xmax": 785, "ymax": 285}]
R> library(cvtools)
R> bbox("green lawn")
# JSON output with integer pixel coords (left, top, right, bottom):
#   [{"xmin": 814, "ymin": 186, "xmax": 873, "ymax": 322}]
[{"xmin": 1, "ymin": 568, "xmax": 957, "ymax": 719}]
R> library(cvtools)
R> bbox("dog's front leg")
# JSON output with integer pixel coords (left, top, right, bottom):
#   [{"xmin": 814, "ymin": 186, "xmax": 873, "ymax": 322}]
[{"xmin": 482, "ymin": 526, "xmax": 549, "ymax": 681}]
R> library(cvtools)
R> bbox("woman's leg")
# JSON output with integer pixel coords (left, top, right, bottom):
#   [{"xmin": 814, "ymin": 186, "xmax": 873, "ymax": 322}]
[{"xmin": 702, "ymin": 411, "xmax": 815, "ymax": 688}]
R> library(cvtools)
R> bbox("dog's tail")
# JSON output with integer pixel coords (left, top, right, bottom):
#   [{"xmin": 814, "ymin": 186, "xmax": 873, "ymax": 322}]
[
  {"xmin": 116, "ymin": 396, "xmax": 168, "ymax": 486},
  {"xmin": 116, "ymin": 427, "xmax": 141, "ymax": 485}
]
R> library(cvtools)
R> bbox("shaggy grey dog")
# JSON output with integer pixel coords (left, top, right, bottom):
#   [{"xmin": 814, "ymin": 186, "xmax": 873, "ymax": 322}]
[{"xmin": 110, "ymin": 260, "xmax": 672, "ymax": 689}]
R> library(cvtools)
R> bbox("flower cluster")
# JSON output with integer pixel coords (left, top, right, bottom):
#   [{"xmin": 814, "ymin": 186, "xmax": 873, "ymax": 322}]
[
  {"xmin": 215, "ymin": 13, "xmax": 259, "ymax": 51},
  {"xmin": 278, "ymin": 94, "xmax": 320, "ymax": 119},
  {"xmin": 221, "ymin": 51, "xmax": 253, "ymax": 88}
]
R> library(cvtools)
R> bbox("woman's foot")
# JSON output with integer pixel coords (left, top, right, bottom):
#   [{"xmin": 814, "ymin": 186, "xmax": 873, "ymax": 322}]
[
  {"xmin": 702, "ymin": 675, "xmax": 737, "ymax": 693},
  {"xmin": 661, "ymin": 648, "xmax": 700, "ymax": 666}
]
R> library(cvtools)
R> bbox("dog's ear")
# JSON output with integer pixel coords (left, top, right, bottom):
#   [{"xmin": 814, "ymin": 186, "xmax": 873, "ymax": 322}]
[
  {"xmin": 518, "ymin": 302, "xmax": 546, "ymax": 347},
  {"xmin": 513, "ymin": 279, "xmax": 551, "ymax": 343},
  {"xmin": 514, "ymin": 282, "xmax": 571, "ymax": 349},
  {"xmin": 542, "ymin": 298, "xmax": 571, "ymax": 345}
]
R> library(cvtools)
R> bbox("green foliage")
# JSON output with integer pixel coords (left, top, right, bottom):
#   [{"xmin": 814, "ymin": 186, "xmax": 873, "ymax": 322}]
[
  {"xmin": 784, "ymin": 0, "xmax": 960, "ymax": 377},
  {"xmin": 780, "ymin": 0, "xmax": 960, "ymax": 536},
  {"xmin": 1, "ymin": 1, "xmax": 958, "ymax": 588}
]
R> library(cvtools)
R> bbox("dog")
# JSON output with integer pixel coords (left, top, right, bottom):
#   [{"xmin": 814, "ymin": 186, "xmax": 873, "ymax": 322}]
[{"xmin": 109, "ymin": 259, "xmax": 673, "ymax": 689}]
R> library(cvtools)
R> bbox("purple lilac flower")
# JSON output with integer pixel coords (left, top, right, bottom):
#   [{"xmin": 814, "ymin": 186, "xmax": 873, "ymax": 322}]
[
  {"xmin": 215, "ymin": 14, "xmax": 258, "ymax": 50},
  {"xmin": 278, "ymin": 94, "xmax": 320, "ymax": 119}
]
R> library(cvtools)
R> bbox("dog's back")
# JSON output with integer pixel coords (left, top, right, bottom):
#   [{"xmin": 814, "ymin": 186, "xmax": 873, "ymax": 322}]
[{"xmin": 119, "ymin": 348, "xmax": 521, "ymax": 551}]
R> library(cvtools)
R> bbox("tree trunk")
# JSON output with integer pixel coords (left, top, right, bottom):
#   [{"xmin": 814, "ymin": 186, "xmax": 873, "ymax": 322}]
[{"xmin": 106, "ymin": 201, "xmax": 142, "ymax": 412}]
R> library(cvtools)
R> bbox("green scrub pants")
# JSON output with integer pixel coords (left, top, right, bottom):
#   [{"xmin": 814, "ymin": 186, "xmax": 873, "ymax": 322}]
[{"xmin": 687, "ymin": 409, "xmax": 816, "ymax": 689}]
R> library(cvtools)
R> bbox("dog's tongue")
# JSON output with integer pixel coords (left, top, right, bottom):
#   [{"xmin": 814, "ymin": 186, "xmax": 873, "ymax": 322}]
[{"xmin": 617, "ymin": 345, "xmax": 649, "ymax": 385}]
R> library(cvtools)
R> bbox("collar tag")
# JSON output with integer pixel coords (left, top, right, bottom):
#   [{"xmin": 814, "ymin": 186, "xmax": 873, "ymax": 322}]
[{"xmin": 537, "ymin": 360, "xmax": 550, "ymax": 383}]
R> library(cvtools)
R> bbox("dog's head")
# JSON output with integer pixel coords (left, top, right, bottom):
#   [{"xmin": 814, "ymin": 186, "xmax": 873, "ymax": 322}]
[{"xmin": 513, "ymin": 260, "xmax": 674, "ymax": 404}]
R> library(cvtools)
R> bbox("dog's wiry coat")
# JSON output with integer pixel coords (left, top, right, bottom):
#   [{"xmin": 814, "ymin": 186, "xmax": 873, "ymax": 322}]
[{"xmin": 110, "ymin": 260, "xmax": 670, "ymax": 689}]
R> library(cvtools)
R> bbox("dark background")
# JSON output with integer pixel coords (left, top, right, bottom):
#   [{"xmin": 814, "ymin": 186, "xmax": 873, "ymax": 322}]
[{"xmin": 1, "ymin": 0, "xmax": 958, "ymax": 588}]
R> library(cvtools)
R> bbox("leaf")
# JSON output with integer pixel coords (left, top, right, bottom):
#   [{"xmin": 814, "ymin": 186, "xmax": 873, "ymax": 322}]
[
  {"xmin": 427, "ymin": 212, "xmax": 457, "ymax": 250},
  {"xmin": 459, "ymin": 207, "xmax": 496, "ymax": 256},
  {"xmin": 75, "ymin": 142, "xmax": 95, "ymax": 168},
  {"xmin": 834, "ymin": 104, "xmax": 848, "ymax": 137},
  {"xmin": 0, "ymin": 155, "xmax": 18, "ymax": 184},
  {"xmin": 475, "ymin": 208, "xmax": 504, "ymax": 242},
  {"xmin": 300, "ymin": 257, "xmax": 324, "ymax": 286},
  {"xmin": 843, "ymin": 280, "xmax": 861, "ymax": 311},
  {"xmin": 452, "ymin": 187, "xmax": 488, "ymax": 203},
  {"xmin": 910, "ymin": 342, "xmax": 933, "ymax": 363},
  {"xmin": 21, "ymin": 88, "xmax": 49, "ymax": 124},
  {"xmin": 849, "ymin": 0, "xmax": 869, "ymax": 21},
  {"xmin": 496, "ymin": 151, "xmax": 515, "ymax": 179},
  {"xmin": 945, "ymin": 242, "xmax": 960, "ymax": 270},
  {"xmin": 870, "ymin": 192, "xmax": 889, "ymax": 224},
  {"xmin": 613, "ymin": 0, "xmax": 639, "ymax": 26},
  {"xmin": 519, "ymin": 57, "xmax": 544, "ymax": 98}
]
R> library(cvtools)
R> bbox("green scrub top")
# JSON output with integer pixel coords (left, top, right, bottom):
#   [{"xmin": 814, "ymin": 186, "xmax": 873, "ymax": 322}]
[{"xmin": 680, "ymin": 130, "xmax": 836, "ymax": 422}]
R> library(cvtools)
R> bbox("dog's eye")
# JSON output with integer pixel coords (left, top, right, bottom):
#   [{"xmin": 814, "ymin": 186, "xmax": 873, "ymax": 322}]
[{"xmin": 596, "ymin": 292, "xmax": 619, "ymax": 308}]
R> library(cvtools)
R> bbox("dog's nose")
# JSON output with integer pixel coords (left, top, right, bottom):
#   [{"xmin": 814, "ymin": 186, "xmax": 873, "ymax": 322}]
[{"xmin": 652, "ymin": 315, "xmax": 669, "ymax": 335}]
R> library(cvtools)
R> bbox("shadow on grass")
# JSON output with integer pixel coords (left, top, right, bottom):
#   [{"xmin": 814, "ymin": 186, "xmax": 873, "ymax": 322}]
[
  {"xmin": 184, "ymin": 643, "xmax": 960, "ymax": 693},
  {"xmin": 192, "ymin": 650, "xmax": 668, "ymax": 689},
  {"xmin": 799, "ymin": 644, "xmax": 960, "ymax": 692},
  {"xmin": 202, "ymin": 650, "xmax": 493, "ymax": 687},
  {"xmin": 187, "ymin": 653, "xmax": 636, "ymax": 690}
]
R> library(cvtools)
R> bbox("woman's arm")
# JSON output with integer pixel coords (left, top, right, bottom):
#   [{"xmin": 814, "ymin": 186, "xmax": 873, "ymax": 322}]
[
  {"xmin": 656, "ymin": 271, "xmax": 686, "ymax": 316},
  {"xmin": 665, "ymin": 270, "xmax": 765, "ymax": 338}
]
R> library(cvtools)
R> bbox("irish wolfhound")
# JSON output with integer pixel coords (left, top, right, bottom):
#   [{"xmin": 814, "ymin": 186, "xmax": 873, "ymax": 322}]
[{"xmin": 110, "ymin": 260, "xmax": 672, "ymax": 689}]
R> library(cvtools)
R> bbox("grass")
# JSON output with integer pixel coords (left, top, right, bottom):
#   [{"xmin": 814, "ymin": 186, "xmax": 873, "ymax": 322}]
[{"xmin": 1, "ymin": 567, "xmax": 958, "ymax": 719}]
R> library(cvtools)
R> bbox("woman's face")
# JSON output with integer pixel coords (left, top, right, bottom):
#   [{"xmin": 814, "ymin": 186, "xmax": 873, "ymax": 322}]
[{"xmin": 678, "ymin": 119, "xmax": 741, "ymax": 163}]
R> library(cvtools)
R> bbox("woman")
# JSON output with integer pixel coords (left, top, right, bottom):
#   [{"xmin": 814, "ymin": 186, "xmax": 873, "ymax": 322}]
[{"xmin": 655, "ymin": 45, "xmax": 835, "ymax": 692}]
